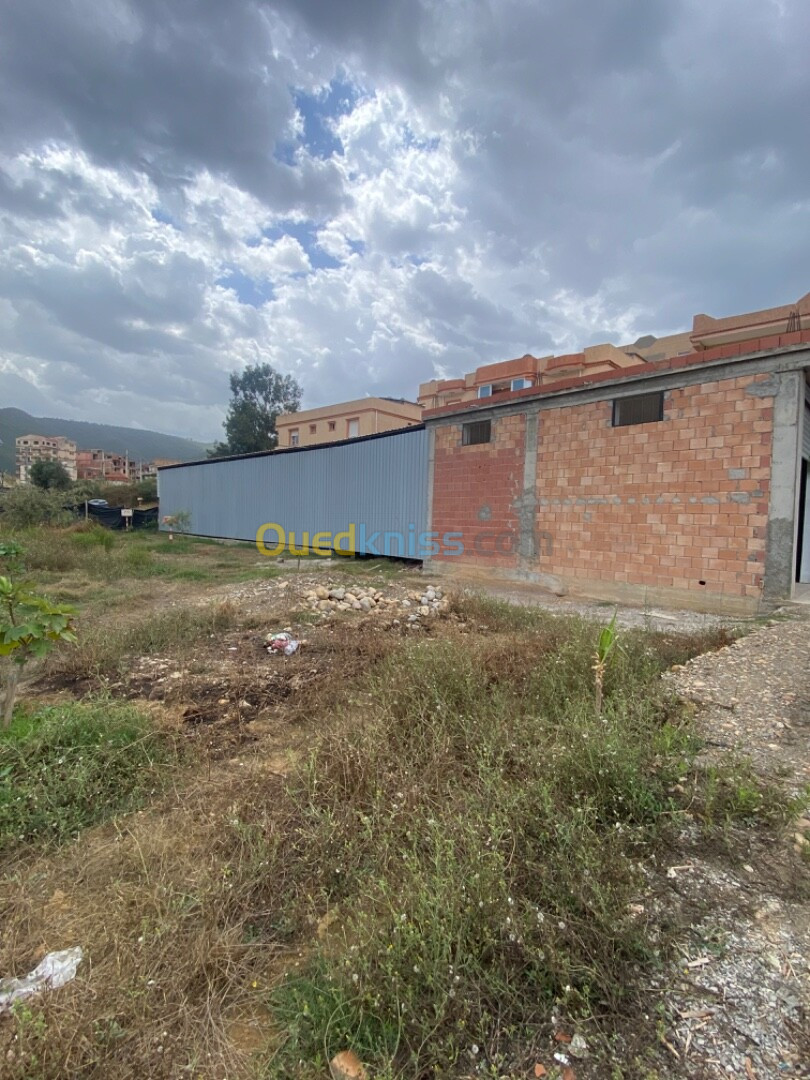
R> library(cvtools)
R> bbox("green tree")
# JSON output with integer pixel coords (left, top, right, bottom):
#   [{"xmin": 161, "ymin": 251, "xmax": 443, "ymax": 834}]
[
  {"xmin": 29, "ymin": 459, "xmax": 72, "ymax": 491},
  {"xmin": 209, "ymin": 363, "xmax": 302, "ymax": 457}
]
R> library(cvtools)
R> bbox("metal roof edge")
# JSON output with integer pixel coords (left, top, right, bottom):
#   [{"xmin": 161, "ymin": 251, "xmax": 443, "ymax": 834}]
[{"xmin": 157, "ymin": 423, "xmax": 426, "ymax": 471}]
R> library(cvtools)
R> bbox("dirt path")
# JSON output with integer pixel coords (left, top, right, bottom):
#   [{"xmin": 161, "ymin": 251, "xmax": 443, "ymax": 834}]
[{"xmin": 655, "ymin": 618, "xmax": 810, "ymax": 1079}]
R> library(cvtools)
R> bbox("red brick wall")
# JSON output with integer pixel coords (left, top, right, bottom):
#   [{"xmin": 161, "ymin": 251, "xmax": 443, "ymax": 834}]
[
  {"xmin": 432, "ymin": 413, "xmax": 525, "ymax": 568},
  {"xmin": 430, "ymin": 373, "xmax": 775, "ymax": 602}
]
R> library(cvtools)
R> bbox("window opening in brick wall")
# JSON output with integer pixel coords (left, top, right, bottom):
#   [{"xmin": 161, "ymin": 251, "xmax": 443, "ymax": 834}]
[
  {"xmin": 462, "ymin": 419, "xmax": 492, "ymax": 445},
  {"xmin": 612, "ymin": 391, "xmax": 664, "ymax": 427}
]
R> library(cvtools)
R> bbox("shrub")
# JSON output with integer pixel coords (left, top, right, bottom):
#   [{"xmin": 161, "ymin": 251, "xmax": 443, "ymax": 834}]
[{"xmin": 0, "ymin": 487, "xmax": 74, "ymax": 529}]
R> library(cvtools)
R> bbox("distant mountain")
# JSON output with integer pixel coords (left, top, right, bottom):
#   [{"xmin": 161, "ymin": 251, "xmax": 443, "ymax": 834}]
[{"xmin": 0, "ymin": 408, "xmax": 208, "ymax": 475}]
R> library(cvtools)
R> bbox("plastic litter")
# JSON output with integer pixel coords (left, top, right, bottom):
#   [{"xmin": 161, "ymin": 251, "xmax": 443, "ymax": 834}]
[
  {"xmin": 266, "ymin": 632, "xmax": 300, "ymax": 656},
  {"xmin": 0, "ymin": 947, "xmax": 83, "ymax": 1013}
]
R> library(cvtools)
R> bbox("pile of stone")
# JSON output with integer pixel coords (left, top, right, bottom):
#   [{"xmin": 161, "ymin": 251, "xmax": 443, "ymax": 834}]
[
  {"xmin": 302, "ymin": 583, "xmax": 449, "ymax": 620},
  {"xmin": 304, "ymin": 584, "xmax": 386, "ymax": 613},
  {"xmin": 400, "ymin": 585, "xmax": 448, "ymax": 620}
]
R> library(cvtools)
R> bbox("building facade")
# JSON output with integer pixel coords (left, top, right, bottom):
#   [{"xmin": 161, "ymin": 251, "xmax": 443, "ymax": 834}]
[
  {"xmin": 423, "ymin": 324, "xmax": 810, "ymax": 613},
  {"xmin": 275, "ymin": 397, "xmax": 423, "ymax": 448},
  {"xmin": 76, "ymin": 449, "xmax": 131, "ymax": 483},
  {"xmin": 15, "ymin": 435, "xmax": 78, "ymax": 483}
]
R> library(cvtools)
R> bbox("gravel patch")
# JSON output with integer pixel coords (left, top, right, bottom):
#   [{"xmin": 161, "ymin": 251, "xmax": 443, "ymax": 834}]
[
  {"xmin": 655, "ymin": 617, "xmax": 810, "ymax": 1078},
  {"xmin": 666, "ymin": 618, "xmax": 810, "ymax": 792}
]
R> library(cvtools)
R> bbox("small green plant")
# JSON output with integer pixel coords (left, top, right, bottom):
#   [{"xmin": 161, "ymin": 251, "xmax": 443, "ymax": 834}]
[
  {"xmin": 0, "ymin": 575, "xmax": 76, "ymax": 726},
  {"xmin": 698, "ymin": 761, "xmax": 803, "ymax": 829},
  {"xmin": 0, "ymin": 698, "xmax": 180, "ymax": 849},
  {"xmin": 72, "ymin": 526, "xmax": 116, "ymax": 553},
  {"xmin": 593, "ymin": 610, "xmax": 619, "ymax": 714},
  {"xmin": 0, "ymin": 541, "xmax": 25, "ymax": 576}
]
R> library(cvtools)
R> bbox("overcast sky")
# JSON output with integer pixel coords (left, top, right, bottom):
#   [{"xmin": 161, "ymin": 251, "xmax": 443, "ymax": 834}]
[{"xmin": 0, "ymin": 0, "xmax": 807, "ymax": 441}]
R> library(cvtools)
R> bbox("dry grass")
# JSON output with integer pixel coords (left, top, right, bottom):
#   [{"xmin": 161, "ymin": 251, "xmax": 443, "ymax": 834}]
[
  {"xmin": 0, "ymin": 761, "xmax": 283, "ymax": 1079},
  {"xmin": 45, "ymin": 600, "xmax": 243, "ymax": 684},
  {"xmin": 0, "ymin": 593, "xmax": 767, "ymax": 1080}
]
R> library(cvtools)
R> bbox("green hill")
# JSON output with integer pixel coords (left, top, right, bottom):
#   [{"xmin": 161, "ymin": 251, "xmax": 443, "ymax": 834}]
[{"xmin": 0, "ymin": 408, "xmax": 208, "ymax": 475}]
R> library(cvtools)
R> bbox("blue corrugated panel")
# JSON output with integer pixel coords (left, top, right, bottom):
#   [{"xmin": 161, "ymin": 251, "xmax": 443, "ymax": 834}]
[{"xmin": 157, "ymin": 426, "xmax": 428, "ymax": 556}]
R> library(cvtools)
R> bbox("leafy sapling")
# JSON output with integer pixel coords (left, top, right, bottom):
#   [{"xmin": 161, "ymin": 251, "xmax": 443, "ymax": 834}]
[
  {"xmin": 593, "ymin": 610, "xmax": 620, "ymax": 716},
  {"xmin": 0, "ymin": 575, "xmax": 77, "ymax": 727}
]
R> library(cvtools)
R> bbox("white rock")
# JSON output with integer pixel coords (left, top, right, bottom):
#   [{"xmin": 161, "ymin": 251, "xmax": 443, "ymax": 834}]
[{"xmin": 329, "ymin": 587, "xmax": 346, "ymax": 601}]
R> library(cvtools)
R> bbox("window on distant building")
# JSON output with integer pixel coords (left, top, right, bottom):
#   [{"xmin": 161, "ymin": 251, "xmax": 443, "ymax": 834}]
[
  {"xmin": 290, "ymin": 429, "xmax": 300, "ymax": 446},
  {"xmin": 477, "ymin": 385, "xmax": 492, "ymax": 398},
  {"xmin": 612, "ymin": 391, "xmax": 664, "ymax": 428},
  {"xmin": 347, "ymin": 418, "xmax": 359, "ymax": 438},
  {"xmin": 309, "ymin": 424, "xmax": 317, "ymax": 434},
  {"xmin": 511, "ymin": 377, "xmax": 533, "ymax": 391},
  {"xmin": 462, "ymin": 419, "xmax": 492, "ymax": 445},
  {"xmin": 328, "ymin": 421, "xmax": 336, "ymax": 432}
]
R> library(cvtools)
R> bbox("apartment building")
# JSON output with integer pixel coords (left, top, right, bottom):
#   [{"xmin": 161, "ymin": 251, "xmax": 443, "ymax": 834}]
[
  {"xmin": 76, "ymin": 449, "xmax": 131, "ymax": 483},
  {"xmin": 275, "ymin": 397, "xmax": 423, "ymax": 448},
  {"xmin": 415, "ymin": 297, "xmax": 810, "ymax": 411},
  {"xmin": 15, "ymin": 435, "xmax": 78, "ymax": 483},
  {"xmin": 133, "ymin": 458, "xmax": 180, "ymax": 481}
]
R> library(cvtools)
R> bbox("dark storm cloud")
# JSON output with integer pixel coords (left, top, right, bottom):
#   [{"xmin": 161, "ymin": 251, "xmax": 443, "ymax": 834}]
[{"xmin": 0, "ymin": 0, "xmax": 344, "ymax": 214}]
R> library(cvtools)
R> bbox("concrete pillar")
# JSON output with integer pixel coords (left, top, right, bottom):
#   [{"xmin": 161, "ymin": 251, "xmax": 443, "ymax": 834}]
[
  {"xmin": 763, "ymin": 370, "xmax": 802, "ymax": 600},
  {"xmin": 423, "ymin": 425, "xmax": 436, "ymax": 569},
  {"xmin": 516, "ymin": 412, "xmax": 539, "ymax": 569}
]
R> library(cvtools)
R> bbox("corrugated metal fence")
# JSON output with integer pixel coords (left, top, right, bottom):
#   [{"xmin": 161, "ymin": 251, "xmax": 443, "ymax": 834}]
[{"xmin": 157, "ymin": 426, "xmax": 428, "ymax": 556}]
